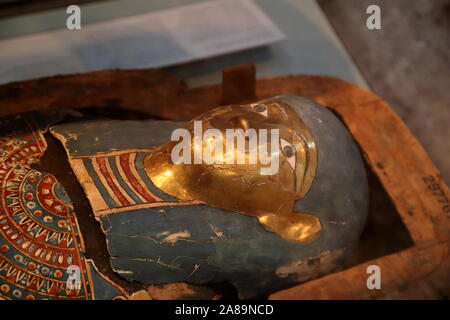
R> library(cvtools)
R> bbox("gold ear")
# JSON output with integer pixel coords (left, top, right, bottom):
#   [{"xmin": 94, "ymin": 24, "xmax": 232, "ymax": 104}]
[{"xmin": 258, "ymin": 212, "xmax": 322, "ymax": 242}]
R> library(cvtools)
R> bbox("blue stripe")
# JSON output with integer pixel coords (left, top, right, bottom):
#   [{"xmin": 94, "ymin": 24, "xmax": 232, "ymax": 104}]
[
  {"xmin": 107, "ymin": 156, "xmax": 142, "ymax": 204},
  {"xmin": 82, "ymin": 158, "xmax": 116, "ymax": 209}
]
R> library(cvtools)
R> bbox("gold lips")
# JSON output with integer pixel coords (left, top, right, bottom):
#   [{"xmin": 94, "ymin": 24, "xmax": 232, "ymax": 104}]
[{"xmin": 144, "ymin": 99, "xmax": 321, "ymax": 242}]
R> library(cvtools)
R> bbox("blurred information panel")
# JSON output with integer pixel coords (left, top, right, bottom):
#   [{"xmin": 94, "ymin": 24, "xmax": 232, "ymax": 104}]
[{"xmin": 0, "ymin": 0, "xmax": 284, "ymax": 84}]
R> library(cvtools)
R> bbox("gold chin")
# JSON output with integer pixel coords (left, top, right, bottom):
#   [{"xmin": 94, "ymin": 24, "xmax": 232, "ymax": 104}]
[{"xmin": 144, "ymin": 98, "xmax": 321, "ymax": 242}]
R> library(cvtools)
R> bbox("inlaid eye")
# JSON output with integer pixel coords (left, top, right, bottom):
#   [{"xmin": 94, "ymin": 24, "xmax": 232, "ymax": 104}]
[
  {"xmin": 252, "ymin": 104, "xmax": 268, "ymax": 117},
  {"xmin": 280, "ymin": 138, "xmax": 296, "ymax": 170}
]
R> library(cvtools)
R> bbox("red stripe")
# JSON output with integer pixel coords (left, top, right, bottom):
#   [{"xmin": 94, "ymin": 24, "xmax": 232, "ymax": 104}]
[
  {"xmin": 96, "ymin": 157, "xmax": 131, "ymax": 206},
  {"xmin": 119, "ymin": 153, "xmax": 155, "ymax": 202}
]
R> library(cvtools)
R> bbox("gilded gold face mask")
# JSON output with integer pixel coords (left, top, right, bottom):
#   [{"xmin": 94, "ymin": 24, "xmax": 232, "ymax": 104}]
[{"xmin": 144, "ymin": 98, "xmax": 321, "ymax": 242}]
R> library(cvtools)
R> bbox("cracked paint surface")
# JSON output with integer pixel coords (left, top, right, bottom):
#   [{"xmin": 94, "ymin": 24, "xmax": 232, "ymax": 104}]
[{"xmin": 50, "ymin": 95, "xmax": 368, "ymax": 298}]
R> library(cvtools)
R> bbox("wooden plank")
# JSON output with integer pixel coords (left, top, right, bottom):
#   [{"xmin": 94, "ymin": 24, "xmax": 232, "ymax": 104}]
[
  {"xmin": 221, "ymin": 62, "xmax": 256, "ymax": 105},
  {"xmin": 0, "ymin": 69, "xmax": 187, "ymax": 118},
  {"xmin": 270, "ymin": 244, "xmax": 447, "ymax": 300}
]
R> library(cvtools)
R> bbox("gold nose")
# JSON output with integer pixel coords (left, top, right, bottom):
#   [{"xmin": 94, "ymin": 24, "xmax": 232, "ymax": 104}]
[{"xmin": 228, "ymin": 116, "xmax": 250, "ymax": 131}]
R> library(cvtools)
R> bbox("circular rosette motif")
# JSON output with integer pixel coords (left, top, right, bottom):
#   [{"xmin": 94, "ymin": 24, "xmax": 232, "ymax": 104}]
[{"xmin": 0, "ymin": 166, "xmax": 91, "ymax": 300}]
